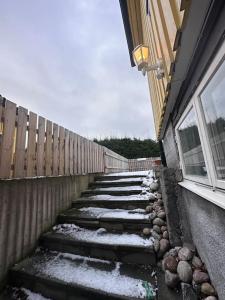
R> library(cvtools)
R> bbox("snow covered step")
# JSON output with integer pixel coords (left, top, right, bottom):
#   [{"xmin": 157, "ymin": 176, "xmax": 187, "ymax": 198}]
[
  {"xmin": 9, "ymin": 251, "xmax": 157, "ymax": 300},
  {"xmin": 82, "ymin": 186, "xmax": 143, "ymax": 197},
  {"xmin": 72, "ymin": 196, "xmax": 150, "ymax": 209},
  {"xmin": 58, "ymin": 207, "xmax": 152, "ymax": 232},
  {"xmin": 89, "ymin": 180, "xmax": 143, "ymax": 188},
  {"xmin": 1, "ymin": 286, "xmax": 50, "ymax": 300},
  {"xmin": 95, "ymin": 174, "xmax": 147, "ymax": 182},
  {"xmin": 40, "ymin": 224, "xmax": 156, "ymax": 265}
]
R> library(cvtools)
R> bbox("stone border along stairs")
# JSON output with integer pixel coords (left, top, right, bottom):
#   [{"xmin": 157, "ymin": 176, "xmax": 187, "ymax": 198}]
[{"xmin": 1, "ymin": 171, "xmax": 181, "ymax": 300}]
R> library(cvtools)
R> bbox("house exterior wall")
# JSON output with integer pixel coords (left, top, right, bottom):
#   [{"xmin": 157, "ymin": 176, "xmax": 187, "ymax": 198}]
[
  {"xmin": 126, "ymin": 0, "xmax": 188, "ymax": 137},
  {"xmin": 162, "ymin": 122, "xmax": 179, "ymax": 169},
  {"xmin": 121, "ymin": 1, "xmax": 225, "ymax": 298},
  {"xmin": 161, "ymin": 4, "xmax": 225, "ymax": 298}
]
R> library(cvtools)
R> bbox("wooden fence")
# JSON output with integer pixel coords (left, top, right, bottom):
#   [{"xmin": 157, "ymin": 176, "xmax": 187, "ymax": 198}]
[
  {"xmin": 104, "ymin": 147, "xmax": 129, "ymax": 173},
  {"xmin": 128, "ymin": 157, "xmax": 161, "ymax": 171},
  {"xmin": 0, "ymin": 97, "xmax": 130, "ymax": 179}
]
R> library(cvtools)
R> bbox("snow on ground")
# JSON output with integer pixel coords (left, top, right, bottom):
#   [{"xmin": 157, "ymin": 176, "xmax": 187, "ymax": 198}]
[
  {"xmin": 94, "ymin": 186, "xmax": 143, "ymax": 191},
  {"xmin": 105, "ymin": 170, "xmax": 150, "ymax": 176},
  {"xmin": 86, "ymin": 194, "xmax": 152, "ymax": 200},
  {"xmin": 37, "ymin": 252, "xmax": 155, "ymax": 299},
  {"xmin": 79, "ymin": 207, "xmax": 150, "ymax": 220},
  {"xmin": 53, "ymin": 224, "xmax": 154, "ymax": 247}
]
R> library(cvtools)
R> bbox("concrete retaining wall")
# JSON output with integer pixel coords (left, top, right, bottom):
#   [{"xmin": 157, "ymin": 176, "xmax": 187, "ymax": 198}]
[{"xmin": 0, "ymin": 174, "xmax": 95, "ymax": 287}]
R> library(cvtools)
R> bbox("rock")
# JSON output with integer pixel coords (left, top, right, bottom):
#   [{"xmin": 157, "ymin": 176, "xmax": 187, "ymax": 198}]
[
  {"xmin": 158, "ymin": 239, "xmax": 170, "ymax": 258},
  {"xmin": 177, "ymin": 261, "xmax": 192, "ymax": 283},
  {"xmin": 154, "ymin": 205, "xmax": 161, "ymax": 212},
  {"xmin": 193, "ymin": 270, "xmax": 209, "ymax": 284},
  {"xmin": 181, "ymin": 283, "xmax": 198, "ymax": 300},
  {"xmin": 163, "ymin": 231, "xmax": 169, "ymax": 239},
  {"xmin": 175, "ymin": 246, "xmax": 182, "ymax": 252},
  {"xmin": 149, "ymin": 212, "xmax": 157, "ymax": 220},
  {"xmin": 152, "ymin": 231, "xmax": 161, "ymax": 240},
  {"xmin": 153, "ymin": 217, "xmax": 165, "ymax": 226},
  {"xmin": 204, "ymin": 297, "xmax": 217, "ymax": 300},
  {"xmin": 163, "ymin": 255, "xmax": 178, "ymax": 273},
  {"xmin": 178, "ymin": 247, "xmax": 194, "ymax": 261},
  {"xmin": 155, "ymin": 192, "xmax": 162, "ymax": 199},
  {"xmin": 153, "ymin": 225, "xmax": 161, "ymax": 234},
  {"xmin": 148, "ymin": 193, "xmax": 156, "ymax": 201},
  {"xmin": 143, "ymin": 228, "xmax": 151, "ymax": 236},
  {"xmin": 183, "ymin": 242, "xmax": 195, "ymax": 253},
  {"xmin": 161, "ymin": 226, "xmax": 167, "ymax": 233},
  {"xmin": 201, "ymin": 283, "xmax": 216, "ymax": 296},
  {"xmin": 153, "ymin": 202, "xmax": 159, "ymax": 209},
  {"xmin": 154, "ymin": 239, "xmax": 160, "ymax": 252},
  {"xmin": 157, "ymin": 211, "xmax": 166, "ymax": 219},
  {"xmin": 145, "ymin": 205, "xmax": 153, "ymax": 213},
  {"xmin": 168, "ymin": 248, "xmax": 178, "ymax": 257},
  {"xmin": 192, "ymin": 256, "xmax": 203, "ymax": 269},
  {"xmin": 150, "ymin": 182, "xmax": 159, "ymax": 191},
  {"xmin": 165, "ymin": 270, "xmax": 179, "ymax": 288},
  {"xmin": 157, "ymin": 199, "xmax": 164, "ymax": 206}
]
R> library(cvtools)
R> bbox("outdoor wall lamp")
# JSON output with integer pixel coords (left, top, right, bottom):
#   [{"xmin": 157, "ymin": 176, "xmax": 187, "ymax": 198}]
[{"xmin": 132, "ymin": 44, "xmax": 164, "ymax": 79}]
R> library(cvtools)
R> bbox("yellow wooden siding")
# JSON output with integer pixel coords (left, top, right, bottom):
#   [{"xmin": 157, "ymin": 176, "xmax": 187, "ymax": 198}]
[
  {"xmin": 138, "ymin": 0, "xmax": 187, "ymax": 138},
  {"xmin": 127, "ymin": 0, "xmax": 143, "ymax": 47}
]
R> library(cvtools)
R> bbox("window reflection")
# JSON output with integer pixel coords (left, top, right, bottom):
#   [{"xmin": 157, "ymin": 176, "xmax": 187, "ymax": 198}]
[
  {"xmin": 178, "ymin": 108, "xmax": 207, "ymax": 177},
  {"xmin": 201, "ymin": 60, "xmax": 225, "ymax": 180}
]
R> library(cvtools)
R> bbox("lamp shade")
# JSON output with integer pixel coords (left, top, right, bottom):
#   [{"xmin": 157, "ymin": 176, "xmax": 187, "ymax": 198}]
[{"xmin": 132, "ymin": 45, "xmax": 149, "ymax": 70}]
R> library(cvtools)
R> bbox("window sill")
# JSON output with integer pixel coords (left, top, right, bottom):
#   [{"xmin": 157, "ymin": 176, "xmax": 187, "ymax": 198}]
[{"xmin": 178, "ymin": 180, "xmax": 225, "ymax": 210}]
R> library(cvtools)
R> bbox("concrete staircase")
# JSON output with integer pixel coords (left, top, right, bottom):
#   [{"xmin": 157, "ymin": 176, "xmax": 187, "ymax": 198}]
[{"xmin": 1, "ymin": 172, "xmax": 181, "ymax": 300}]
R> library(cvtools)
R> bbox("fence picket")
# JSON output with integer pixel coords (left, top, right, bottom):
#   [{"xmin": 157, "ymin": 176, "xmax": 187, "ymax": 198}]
[
  {"xmin": 59, "ymin": 126, "xmax": 65, "ymax": 175},
  {"xmin": 69, "ymin": 131, "xmax": 74, "ymax": 175},
  {"xmin": 36, "ymin": 117, "xmax": 45, "ymax": 176},
  {"xmin": 64, "ymin": 129, "xmax": 69, "ymax": 175},
  {"xmin": 73, "ymin": 133, "xmax": 78, "ymax": 174},
  {"xmin": 27, "ymin": 112, "xmax": 37, "ymax": 177},
  {"xmin": 14, "ymin": 107, "xmax": 28, "ymax": 178},
  {"xmin": 45, "ymin": 120, "xmax": 52, "ymax": 176},
  {"xmin": 0, "ymin": 100, "xmax": 17, "ymax": 178},
  {"xmin": 52, "ymin": 123, "xmax": 59, "ymax": 176}
]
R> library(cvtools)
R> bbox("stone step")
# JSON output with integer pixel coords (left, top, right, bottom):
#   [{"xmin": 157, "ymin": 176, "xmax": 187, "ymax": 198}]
[
  {"xmin": 9, "ymin": 251, "xmax": 157, "ymax": 300},
  {"xmin": 72, "ymin": 197, "xmax": 150, "ymax": 209},
  {"xmin": 89, "ymin": 180, "xmax": 143, "ymax": 188},
  {"xmin": 82, "ymin": 186, "xmax": 143, "ymax": 197},
  {"xmin": 58, "ymin": 207, "xmax": 152, "ymax": 232},
  {"xmin": 40, "ymin": 225, "xmax": 156, "ymax": 265}
]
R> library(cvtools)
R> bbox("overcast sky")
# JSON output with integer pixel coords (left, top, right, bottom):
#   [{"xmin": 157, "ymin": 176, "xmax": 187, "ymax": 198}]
[{"xmin": 0, "ymin": 0, "xmax": 155, "ymax": 140}]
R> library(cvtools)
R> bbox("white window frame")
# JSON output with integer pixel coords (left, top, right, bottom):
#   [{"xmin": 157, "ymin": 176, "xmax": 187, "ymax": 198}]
[
  {"xmin": 176, "ymin": 101, "xmax": 212, "ymax": 186},
  {"xmin": 175, "ymin": 39, "xmax": 225, "ymax": 191}
]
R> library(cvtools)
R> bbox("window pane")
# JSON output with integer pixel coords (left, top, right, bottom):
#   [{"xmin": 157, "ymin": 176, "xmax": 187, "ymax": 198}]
[
  {"xmin": 201, "ymin": 60, "xmax": 225, "ymax": 180},
  {"xmin": 178, "ymin": 108, "xmax": 207, "ymax": 177}
]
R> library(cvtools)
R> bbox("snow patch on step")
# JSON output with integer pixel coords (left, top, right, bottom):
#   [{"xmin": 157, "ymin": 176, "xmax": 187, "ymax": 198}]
[
  {"xmin": 52, "ymin": 224, "xmax": 154, "ymax": 247},
  {"xmin": 87, "ymin": 194, "xmax": 151, "ymax": 200},
  {"xmin": 12, "ymin": 287, "xmax": 51, "ymax": 300},
  {"xmin": 105, "ymin": 170, "xmax": 150, "ymax": 176},
  {"xmin": 79, "ymin": 207, "xmax": 150, "ymax": 220},
  {"xmin": 95, "ymin": 177, "xmax": 144, "ymax": 183},
  {"xmin": 94, "ymin": 186, "xmax": 143, "ymax": 191},
  {"xmin": 37, "ymin": 252, "xmax": 155, "ymax": 299}
]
